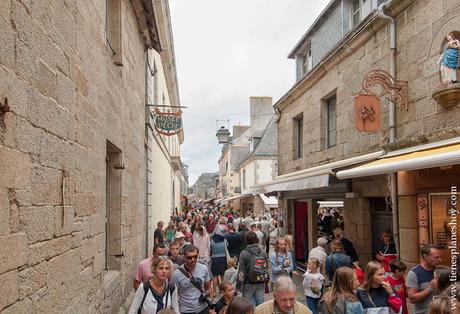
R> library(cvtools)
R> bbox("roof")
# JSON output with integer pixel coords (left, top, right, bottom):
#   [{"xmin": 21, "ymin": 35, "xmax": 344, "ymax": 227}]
[
  {"xmin": 253, "ymin": 116, "xmax": 277, "ymax": 156},
  {"xmin": 288, "ymin": 0, "xmax": 338, "ymax": 59}
]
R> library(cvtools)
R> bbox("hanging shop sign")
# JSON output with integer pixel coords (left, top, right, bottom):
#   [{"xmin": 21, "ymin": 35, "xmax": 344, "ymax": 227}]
[
  {"xmin": 154, "ymin": 108, "xmax": 183, "ymax": 136},
  {"xmin": 354, "ymin": 93, "xmax": 381, "ymax": 132}
]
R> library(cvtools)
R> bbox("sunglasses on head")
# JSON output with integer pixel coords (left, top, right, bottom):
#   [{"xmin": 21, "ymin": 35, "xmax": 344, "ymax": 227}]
[{"xmin": 186, "ymin": 255, "xmax": 199, "ymax": 260}]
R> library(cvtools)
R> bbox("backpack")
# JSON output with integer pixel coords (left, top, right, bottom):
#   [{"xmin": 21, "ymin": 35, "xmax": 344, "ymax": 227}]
[
  {"xmin": 138, "ymin": 280, "xmax": 175, "ymax": 314},
  {"xmin": 245, "ymin": 248, "xmax": 269, "ymax": 284}
]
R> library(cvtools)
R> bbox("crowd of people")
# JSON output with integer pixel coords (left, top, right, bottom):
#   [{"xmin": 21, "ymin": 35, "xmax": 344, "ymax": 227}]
[{"xmin": 128, "ymin": 203, "xmax": 459, "ymax": 314}]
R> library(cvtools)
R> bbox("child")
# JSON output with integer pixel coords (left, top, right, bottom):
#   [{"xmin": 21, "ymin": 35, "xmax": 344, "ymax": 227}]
[
  {"xmin": 386, "ymin": 259, "xmax": 408, "ymax": 314},
  {"xmin": 303, "ymin": 258, "xmax": 325, "ymax": 314},
  {"xmin": 223, "ymin": 257, "xmax": 237, "ymax": 286},
  {"xmin": 168, "ymin": 240, "xmax": 185, "ymax": 266},
  {"xmin": 215, "ymin": 281, "xmax": 235, "ymax": 314}
]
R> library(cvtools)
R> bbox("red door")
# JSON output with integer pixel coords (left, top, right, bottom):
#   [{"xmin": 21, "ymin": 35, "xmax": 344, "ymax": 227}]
[{"xmin": 294, "ymin": 201, "xmax": 308, "ymax": 261}]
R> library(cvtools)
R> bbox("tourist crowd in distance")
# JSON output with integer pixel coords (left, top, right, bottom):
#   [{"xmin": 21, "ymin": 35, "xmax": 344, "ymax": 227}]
[{"xmin": 128, "ymin": 203, "xmax": 459, "ymax": 314}]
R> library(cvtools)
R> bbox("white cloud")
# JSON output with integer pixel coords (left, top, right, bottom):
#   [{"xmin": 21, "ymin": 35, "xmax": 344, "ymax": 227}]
[{"xmin": 169, "ymin": 0, "xmax": 330, "ymax": 185}]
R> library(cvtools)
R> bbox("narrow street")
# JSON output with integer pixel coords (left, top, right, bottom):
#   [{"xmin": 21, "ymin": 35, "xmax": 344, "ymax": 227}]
[{"xmin": 1, "ymin": 0, "xmax": 459, "ymax": 313}]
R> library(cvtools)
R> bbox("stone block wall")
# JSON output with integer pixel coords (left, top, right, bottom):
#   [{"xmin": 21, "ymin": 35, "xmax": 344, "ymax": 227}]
[
  {"xmin": 0, "ymin": 1, "xmax": 149, "ymax": 313},
  {"xmin": 278, "ymin": 0, "xmax": 460, "ymax": 176}
]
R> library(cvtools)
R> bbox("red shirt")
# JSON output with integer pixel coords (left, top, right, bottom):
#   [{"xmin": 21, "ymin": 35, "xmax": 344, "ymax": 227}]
[{"xmin": 386, "ymin": 275, "xmax": 408, "ymax": 314}]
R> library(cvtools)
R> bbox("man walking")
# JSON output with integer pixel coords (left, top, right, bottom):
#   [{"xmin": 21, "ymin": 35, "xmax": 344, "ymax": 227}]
[
  {"xmin": 407, "ymin": 244, "xmax": 442, "ymax": 314},
  {"xmin": 255, "ymin": 276, "xmax": 312, "ymax": 314},
  {"xmin": 237, "ymin": 231, "xmax": 269, "ymax": 306},
  {"xmin": 133, "ymin": 243, "xmax": 168, "ymax": 290},
  {"xmin": 171, "ymin": 244, "xmax": 212, "ymax": 314}
]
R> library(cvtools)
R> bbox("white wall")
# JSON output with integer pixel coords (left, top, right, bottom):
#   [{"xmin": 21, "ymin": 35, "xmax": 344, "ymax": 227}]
[
  {"xmin": 147, "ymin": 48, "xmax": 182, "ymax": 227},
  {"xmin": 255, "ymin": 159, "xmax": 276, "ymax": 185}
]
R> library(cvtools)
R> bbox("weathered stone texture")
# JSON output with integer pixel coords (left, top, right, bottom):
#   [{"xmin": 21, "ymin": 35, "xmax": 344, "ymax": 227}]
[
  {"xmin": 0, "ymin": 270, "xmax": 18, "ymax": 311},
  {"xmin": 0, "ymin": 233, "xmax": 27, "ymax": 274}
]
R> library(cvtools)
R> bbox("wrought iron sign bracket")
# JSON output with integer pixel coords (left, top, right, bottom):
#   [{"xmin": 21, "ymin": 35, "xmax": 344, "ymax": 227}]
[{"xmin": 361, "ymin": 70, "xmax": 409, "ymax": 110}]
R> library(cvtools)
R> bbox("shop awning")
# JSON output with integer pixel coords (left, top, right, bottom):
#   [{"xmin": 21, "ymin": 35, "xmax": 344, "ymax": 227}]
[
  {"xmin": 259, "ymin": 194, "xmax": 278, "ymax": 207},
  {"xmin": 220, "ymin": 193, "xmax": 252, "ymax": 203},
  {"xmin": 251, "ymin": 151, "xmax": 384, "ymax": 193},
  {"xmin": 336, "ymin": 142, "xmax": 460, "ymax": 179}
]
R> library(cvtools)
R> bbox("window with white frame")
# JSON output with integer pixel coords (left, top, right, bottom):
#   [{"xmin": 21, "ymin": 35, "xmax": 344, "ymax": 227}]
[{"xmin": 352, "ymin": 0, "xmax": 361, "ymax": 27}]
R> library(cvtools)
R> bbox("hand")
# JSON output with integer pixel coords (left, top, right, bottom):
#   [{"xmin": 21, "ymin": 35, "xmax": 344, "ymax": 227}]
[
  {"xmin": 429, "ymin": 278, "xmax": 437, "ymax": 290},
  {"xmin": 382, "ymin": 281, "xmax": 393, "ymax": 294},
  {"xmin": 293, "ymin": 271, "xmax": 300, "ymax": 276}
]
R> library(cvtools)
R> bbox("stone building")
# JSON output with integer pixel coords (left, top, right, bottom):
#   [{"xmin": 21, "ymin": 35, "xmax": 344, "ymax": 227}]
[
  {"xmin": 218, "ymin": 97, "xmax": 273, "ymax": 212},
  {"xmin": 254, "ymin": 0, "xmax": 460, "ymax": 267},
  {"xmin": 192, "ymin": 172, "xmax": 219, "ymax": 201},
  {"xmin": 0, "ymin": 0, "xmax": 183, "ymax": 313}
]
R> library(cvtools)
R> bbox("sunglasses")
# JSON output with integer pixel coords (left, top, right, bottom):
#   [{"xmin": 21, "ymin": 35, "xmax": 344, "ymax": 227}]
[{"xmin": 186, "ymin": 255, "xmax": 199, "ymax": 260}]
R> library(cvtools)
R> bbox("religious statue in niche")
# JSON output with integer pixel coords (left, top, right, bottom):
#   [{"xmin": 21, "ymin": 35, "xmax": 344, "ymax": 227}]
[{"xmin": 438, "ymin": 32, "xmax": 459, "ymax": 86}]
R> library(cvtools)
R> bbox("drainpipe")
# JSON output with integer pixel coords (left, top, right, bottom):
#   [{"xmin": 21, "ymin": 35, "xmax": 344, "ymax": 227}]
[{"xmin": 377, "ymin": 3, "xmax": 400, "ymax": 254}]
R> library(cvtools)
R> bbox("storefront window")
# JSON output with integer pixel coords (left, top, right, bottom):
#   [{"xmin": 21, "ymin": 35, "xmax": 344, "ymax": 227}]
[{"xmin": 429, "ymin": 192, "xmax": 459, "ymax": 266}]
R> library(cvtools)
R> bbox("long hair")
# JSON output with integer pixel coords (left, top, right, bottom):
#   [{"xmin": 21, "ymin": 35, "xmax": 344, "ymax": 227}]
[
  {"xmin": 284, "ymin": 234, "xmax": 294, "ymax": 252},
  {"xmin": 323, "ymin": 266, "xmax": 358, "ymax": 312},
  {"xmin": 361, "ymin": 261, "xmax": 383, "ymax": 291},
  {"xmin": 429, "ymin": 296, "xmax": 451, "ymax": 314},
  {"xmin": 274, "ymin": 237, "xmax": 287, "ymax": 254},
  {"xmin": 435, "ymin": 266, "xmax": 451, "ymax": 294}
]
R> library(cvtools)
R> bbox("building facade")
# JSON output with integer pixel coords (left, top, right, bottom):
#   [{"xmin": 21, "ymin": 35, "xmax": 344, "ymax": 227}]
[
  {"xmin": 0, "ymin": 0, "xmax": 183, "ymax": 313},
  {"xmin": 256, "ymin": 0, "xmax": 460, "ymax": 267}
]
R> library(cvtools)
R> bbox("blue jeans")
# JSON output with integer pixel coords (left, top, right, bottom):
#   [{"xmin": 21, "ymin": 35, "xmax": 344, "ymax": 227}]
[
  {"xmin": 242, "ymin": 283, "xmax": 265, "ymax": 307},
  {"xmin": 306, "ymin": 296, "xmax": 319, "ymax": 314}
]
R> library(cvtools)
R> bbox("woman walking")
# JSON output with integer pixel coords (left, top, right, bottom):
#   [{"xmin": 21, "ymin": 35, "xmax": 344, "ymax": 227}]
[
  {"xmin": 270, "ymin": 237, "xmax": 294, "ymax": 284},
  {"xmin": 210, "ymin": 228, "xmax": 229, "ymax": 298},
  {"xmin": 129, "ymin": 256, "xmax": 179, "ymax": 313}
]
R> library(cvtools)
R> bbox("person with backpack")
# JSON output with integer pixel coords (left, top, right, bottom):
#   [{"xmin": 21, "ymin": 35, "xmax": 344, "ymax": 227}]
[
  {"xmin": 325, "ymin": 240, "xmax": 352, "ymax": 283},
  {"xmin": 128, "ymin": 256, "xmax": 179, "ymax": 313},
  {"xmin": 236, "ymin": 231, "xmax": 269, "ymax": 307}
]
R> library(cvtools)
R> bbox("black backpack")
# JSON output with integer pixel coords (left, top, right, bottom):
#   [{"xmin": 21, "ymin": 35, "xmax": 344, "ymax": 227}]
[
  {"xmin": 138, "ymin": 280, "xmax": 175, "ymax": 314},
  {"xmin": 245, "ymin": 248, "xmax": 269, "ymax": 284}
]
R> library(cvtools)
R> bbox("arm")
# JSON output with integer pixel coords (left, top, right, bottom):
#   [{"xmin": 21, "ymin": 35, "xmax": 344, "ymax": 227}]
[
  {"xmin": 236, "ymin": 252, "xmax": 247, "ymax": 290},
  {"xmin": 171, "ymin": 287, "xmax": 180, "ymax": 314},
  {"xmin": 406, "ymin": 270, "xmax": 435, "ymax": 304},
  {"xmin": 285, "ymin": 252, "xmax": 294, "ymax": 273},
  {"xmin": 270, "ymin": 253, "xmax": 284, "ymax": 273},
  {"xmin": 128, "ymin": 283, "xmax": 145, "ymax": 314}
]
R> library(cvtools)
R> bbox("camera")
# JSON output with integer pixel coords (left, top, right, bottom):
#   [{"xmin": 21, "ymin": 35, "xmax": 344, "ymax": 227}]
[
  {"xmin": 199, "ymin": 292, "xmax": 216, "ymax": 309},
  {"xmin": 190, "ymin": 277, "xmax": 216, "ymax": 309}
]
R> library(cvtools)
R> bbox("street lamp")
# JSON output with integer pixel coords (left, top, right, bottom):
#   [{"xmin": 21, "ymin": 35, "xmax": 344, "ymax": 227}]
[{"xmin": 216, "ymin": 126, "xmax": 230, "ymax": 144}]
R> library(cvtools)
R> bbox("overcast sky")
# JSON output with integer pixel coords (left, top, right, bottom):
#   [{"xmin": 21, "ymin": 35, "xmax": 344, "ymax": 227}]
[{"xmin": 169, "ymin": 0, "xmax": 330, "ymax": 185}]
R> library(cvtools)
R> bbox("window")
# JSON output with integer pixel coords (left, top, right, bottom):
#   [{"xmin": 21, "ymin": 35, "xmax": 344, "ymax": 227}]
[
  {"xmin": 242, "ymin": 169, "xmax": 246, "ymax": 189},
  {"xmin": 106, "ymin": 0, "xmax": 123, "ymax": 65},
  {"xmin": 326, "ymin": 96, "xmax": 337, "ymax": 148},
  {"xmin": 106, "ymin": 142, "xmax": 123, "ymax": 270},
  {"xmin": 303, "ymin": 49, "xmax": 313, "ymax": 75},
  {"xmin": 293, "ymin": 115, "xmax": 303, "ymax": 159},
  {"xmin": 352, "ymin": 0, "xmax": 361, "ymax": 27}
]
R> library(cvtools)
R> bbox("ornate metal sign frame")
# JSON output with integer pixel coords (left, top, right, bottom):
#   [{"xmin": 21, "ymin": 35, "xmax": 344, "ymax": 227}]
[
  {"xmin": 361, "ymin": 70, "xmax": 409, "ymax": 110},
  {"xmin": 154, "ymin": 108, "xmax": 183, "ymax": 136}
]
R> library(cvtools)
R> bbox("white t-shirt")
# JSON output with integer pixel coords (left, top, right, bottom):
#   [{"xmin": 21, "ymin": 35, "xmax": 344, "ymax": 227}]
[{"xmin": 302, "ymin": 271, "xmax": 325, "ymax": 298}]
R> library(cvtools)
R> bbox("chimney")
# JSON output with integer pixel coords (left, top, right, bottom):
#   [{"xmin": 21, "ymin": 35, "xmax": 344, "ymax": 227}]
[
  {"xmin": 233, "ymin": 125, "xmax": 250, "ymax": 139},
  {"xmin": 250, "ymin": 97, "xmax": 273, "ymax": 129}
]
